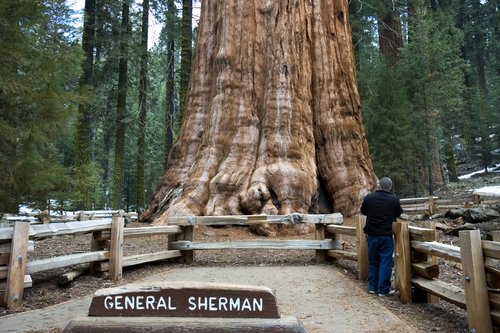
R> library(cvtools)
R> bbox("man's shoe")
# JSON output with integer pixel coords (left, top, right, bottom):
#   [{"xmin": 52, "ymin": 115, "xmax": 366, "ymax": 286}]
[
  {"xmin": 378, "ymin": 290, "xmax": 395, "ymax": 297},
  {"xmin": 368, "ymin": 290, "xmax": 377, "ymax": 294}
]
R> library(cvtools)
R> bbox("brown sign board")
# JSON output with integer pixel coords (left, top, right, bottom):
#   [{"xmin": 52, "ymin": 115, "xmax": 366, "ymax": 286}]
[{"xmin": 89, "ymin": 281, "xmax": 280, "ymax": 319}]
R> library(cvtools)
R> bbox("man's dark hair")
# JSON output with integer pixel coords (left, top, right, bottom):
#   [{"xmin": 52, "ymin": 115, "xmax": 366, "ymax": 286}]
[{"xmin": 379, "ymin": 177, "xmax": 392, "ymax": 191}]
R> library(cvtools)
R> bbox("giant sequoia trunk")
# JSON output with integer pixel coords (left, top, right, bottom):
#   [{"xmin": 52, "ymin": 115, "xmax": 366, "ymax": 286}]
[{"xmin": 141, "ymin": 0, "xmax": 377, "ymax": 224}]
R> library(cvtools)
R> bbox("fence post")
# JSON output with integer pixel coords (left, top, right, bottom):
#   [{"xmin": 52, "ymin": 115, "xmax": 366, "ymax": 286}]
[
  {"xmin": 428, "ymin": 196, "xmax": 436, "ymax": 216},
  {"xmin": 315, "ymin": 224, "xmax": 325, "ymax": 264},
  {"xmin": 183, "ymin": 225, "xmax": 194, "ymax": 264},
  {"xmin": 5, "ymin": 221, "xmax": 30, "ymax": 309},
  {"xmin": 355, "ymin": 214, "xmax": 368, "ymax": 281},
  {"xmin": 459, "ymin": 230, "xmax": 492, "ymax": 333},
  {"xmin": 90, "ymin": 231, "xmax": 104, "ymax": 274},
  {"xmin": 426, "ymin": 221, "xmax": 439, "ymax": 304},
  {"xmin": 393, "ymin": 221, "xmax": 411, "ymax": 304},
  {"xmin": 473, "ymin": 193, "xmax": 481, "ymax": 204},
  {"xmin": 108, "ymin": 216, "xmax": 124, "ymax": 281},
  {"xmin": 172, "ymin": 224, "xmax": 195, "ymax": 265}
]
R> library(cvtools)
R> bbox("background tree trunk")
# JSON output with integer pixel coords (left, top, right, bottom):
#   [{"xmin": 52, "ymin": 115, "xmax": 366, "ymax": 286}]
[
  {"xmin": 75, "ymin": 0, "xmax": 96, "ymax": 209},
  {"xmin": 164, "ymin": 0, "xmax": 177, "ymax": 170},
  {"xmin": 178, "ymin": 0, "xmax": 193, "ymax": 123},
  {"xmin": 135, "ymin": 0, "xmax": 149, "ymax": 211},
  {"xmin": 378, "ymin": 4, "xmax": 403, "ymax": 64},
  {"xmin": 112, "ymin": 0, "xmax": 130, "ymax": 209},
  {"xmin": 142, "ymin": 0, "xmax": 377, "ymax": 224}
]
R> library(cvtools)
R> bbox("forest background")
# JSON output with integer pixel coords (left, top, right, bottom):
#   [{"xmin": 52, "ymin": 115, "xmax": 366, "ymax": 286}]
[{"xmin": 0, "ymin": 0, "xmax": 498, "ymax": 214}]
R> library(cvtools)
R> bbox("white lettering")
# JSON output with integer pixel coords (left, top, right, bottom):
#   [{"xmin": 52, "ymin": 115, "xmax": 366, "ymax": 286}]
[
  {"xmin": 209, "ymin": 297, "xmax": 217, "ymax": 311},
  {"xmin": 136, "ymin": 296, "xmax": 144, "ymax": 310},
  {"xmin": 219, "ymin": 297, "xmax": 228, "ymax": 311},
  {"xmin": 188, "ymin": 296, "xmax": 196, "ymax": 310},
  {"xmin": 229, "ymin": 297, "xmax": 240, "ymax": 311},
  {"xmin": 157, "ymin": 296, "xmax": 167, "ymax": 310},
  {"xmin": 104, "ymin": 296, "xmax": 113, "ymax": 310},
  {"xmin": 146, "ymin": 296, "xmax": 155, "ymax": 309},
  {"xmin": 115, "ymin": 296, "xmax": 123, "ymax": 310},
  {"xmin": 253, "ymin": 298, "xmax": 263, "ymax": 312},
  {"xmin": 124, "ymin": 296, "xmax": 134, "ymax": 309},
  {"xmin": 102, "ymin": 294, "xmax": 264, "ymax": 313},
  {"xmin": 168, "ymin": 296, "xmax": 177, "ymax": 310},
  {"xmin": 198, "ymin": 297, "xmax": 208, "ymax": 310},
  {"xmin": 241, "ymin": 298, "xmax": 251, "ymax": 311}
]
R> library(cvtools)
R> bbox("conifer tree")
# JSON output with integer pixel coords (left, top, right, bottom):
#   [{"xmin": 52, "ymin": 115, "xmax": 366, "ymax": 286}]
[
  {"xmin": 164, "ymin": 0, "xmax": 177, "ymax": 169},
  {"xmin": 402, "ymin": 2, "xmax": 464, "ymax": 191},
  {"xmin": 471, "ymin": 0, "xmax": 493, "ymax": 170},
  {"xmin": 361, "ymin": 61, "xmax": 415, "ymax": 195},
  {"xmin": 178, "ymin": 0, "xmax": 192, "ymax": 123},
  {"xmin": 112, "ymin": 0, "xmax": 131, "ymax": 209},
  {"xmin": 0, "ymin": 0, "xmax": 82, "ymax": 212},
  {"xmin": 458, "ymin": 0, "xmax": 495, "ymax": 168},
  {"xmin": 74, "ymin": 0, "xmax": 97, "ymax": 210},
  {"xmin": 353, "ymin": 0, "xmax": 418, "ymax": 195},
  {"xmin": 136, "ymin": 0, "xmax": 150, "ymax": 211}
]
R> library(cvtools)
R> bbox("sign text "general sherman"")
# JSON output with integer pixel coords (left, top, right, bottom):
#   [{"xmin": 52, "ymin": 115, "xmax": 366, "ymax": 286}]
[
  {"xmin": 103, "ymin": 295, "xmax": 264, "ymax": 312},
  {"xmin": 89, "ymin": 282, "xmax": 280, "ymax": 319}
]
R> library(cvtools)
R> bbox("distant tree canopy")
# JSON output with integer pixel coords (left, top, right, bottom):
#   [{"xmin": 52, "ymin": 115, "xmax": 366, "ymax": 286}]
[
  {"xmin": 351, "ymin": 0, "xmax": 499, "ymax": 196},
  {"xmin": 0, "ymin": 0, "xmax": 82, "ymax": 212},
  {"xmin": 0, "ymin": 0, "xmax": 498, "ymax": 213}
]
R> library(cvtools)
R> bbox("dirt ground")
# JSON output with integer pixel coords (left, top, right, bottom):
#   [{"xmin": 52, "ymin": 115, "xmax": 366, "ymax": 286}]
[{"xmin": 1, "ymin": 174, "xmax": 499, "ymax": 332}]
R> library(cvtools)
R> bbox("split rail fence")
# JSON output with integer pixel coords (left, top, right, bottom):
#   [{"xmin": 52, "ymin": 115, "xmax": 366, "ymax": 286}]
[
  {"xmin": 1, "ymin": 210, "xmax": 499, "ymax": 332},
  {"xmin": 400, "ymin": 194, "xmax": 499, "ymax": 216}
]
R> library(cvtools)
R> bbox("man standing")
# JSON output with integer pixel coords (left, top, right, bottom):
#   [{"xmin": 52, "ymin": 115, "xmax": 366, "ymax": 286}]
[{"xmin": 360, "ymin": 177, "xmax": 403, "ymax": 297}]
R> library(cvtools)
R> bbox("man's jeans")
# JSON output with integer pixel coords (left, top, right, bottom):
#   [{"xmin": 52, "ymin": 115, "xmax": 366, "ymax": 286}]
[{"xmin": 367, "ymin": 235, "xmax": 394, "ymax": 294}]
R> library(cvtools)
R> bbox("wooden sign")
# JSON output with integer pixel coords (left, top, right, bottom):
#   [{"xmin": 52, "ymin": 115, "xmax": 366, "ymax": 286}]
[{"xmin": 89, "ymin": 281, "xmax": 280, "ymax": 319}]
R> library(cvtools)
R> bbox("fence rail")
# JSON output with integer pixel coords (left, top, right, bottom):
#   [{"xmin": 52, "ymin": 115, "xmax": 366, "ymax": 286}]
[
  {"xmin": 1, "ymin": 209, "xmax": 499, "ymax": 332},
  {"xmin": 0, "ymin": 213, "xmax": 182, "ymax": 308},
  {"xmin": 400, "ymin": 194, "xmax": 499, "ymax": 216}
]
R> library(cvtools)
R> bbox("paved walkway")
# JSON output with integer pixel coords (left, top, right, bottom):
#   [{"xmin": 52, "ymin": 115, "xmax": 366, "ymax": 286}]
[{"xmin": 2, "ymin": 265, "xmax": 421, "ymax": 333}]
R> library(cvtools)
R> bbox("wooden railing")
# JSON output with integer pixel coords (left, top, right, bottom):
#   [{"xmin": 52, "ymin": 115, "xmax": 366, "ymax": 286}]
[
  {"xmin": 319, "ymin": 215, "xmax": 497, "ymax": 332},
  {"xmin": 0, "ymin": 213, "xmax": 343, "ymax": 309},
  {"xmin": 393, "ymin": 223, "xmax": 497, "ymax": 332},
  {"xmin": 167, "ymin": 213, "xmax": 344, "ymax": 264},
  {"xmin": 1, "ymin": 211, "xmax": 499, "ymax": 332},
  {"xmin": 0, "ymin": 213, "xmax": 182, "ymax": 308},
  {"xmin": 400, "ymin": 195, "xmax": 499, "ymax": 216},
  {"xmin": 0, "ymin": 210, "xmax": 138, "ymax": 225}
]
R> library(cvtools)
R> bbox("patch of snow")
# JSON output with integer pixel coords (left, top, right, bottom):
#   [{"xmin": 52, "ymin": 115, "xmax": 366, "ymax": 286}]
[
  {"xmin": 18, "ymin": 205, "xmax": 39, "ymax": 215},
  {"xmin": 473, "ymin": 186, "xmax": 500, "ymax": 197},
  {"xmin": 458, "ymin": 163, "xmax": 500, "ymax": 180}
]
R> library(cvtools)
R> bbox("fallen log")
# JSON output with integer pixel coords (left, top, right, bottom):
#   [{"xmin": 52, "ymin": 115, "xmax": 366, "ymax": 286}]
[{"xmin": 57, "ymin": 266, "xmax": 89, "ymax": 286}]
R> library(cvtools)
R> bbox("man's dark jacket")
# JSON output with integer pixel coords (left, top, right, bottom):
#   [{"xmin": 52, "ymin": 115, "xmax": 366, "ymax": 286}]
[{"xmin": 361, "ymin": 190, "xmax": 403, "ymax": 236}]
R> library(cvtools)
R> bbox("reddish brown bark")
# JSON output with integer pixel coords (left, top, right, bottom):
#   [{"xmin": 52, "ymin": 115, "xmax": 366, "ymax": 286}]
[
  {"xmin": 142, "ymin": 0, "xmax": 377, "ymax": 225},
  {"xmin": 378, "ymin": 7, "xmax": 403, "ymax": 64}
]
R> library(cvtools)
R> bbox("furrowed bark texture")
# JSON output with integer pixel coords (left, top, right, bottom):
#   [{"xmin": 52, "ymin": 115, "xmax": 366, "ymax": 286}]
[{"xmin": 142, "ymin": 0, "xmax": 376, "ymax": 224}]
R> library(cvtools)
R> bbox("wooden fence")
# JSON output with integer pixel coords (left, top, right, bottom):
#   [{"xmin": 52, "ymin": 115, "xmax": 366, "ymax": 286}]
[
  {"xmin": 0, "ymin": 213, "xmax": 343, "ymax": 309},
  {"xmin": 323, "ymin": 216, "xmax": 497, "ymax": 333},
  {"xmin": 1, "ymin": 211, "xmax": 499, "ymax": 332},
  {"xmin": 0, "ymin": 214, "xmax": 182, "ymax": 308},
  {"xmin": 0, "ymin": 210, "xmax": 137, "ymax": 227},
  {"xmin": 400, "ymin": 194, "xmax": 499, "ymax": 216}
]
